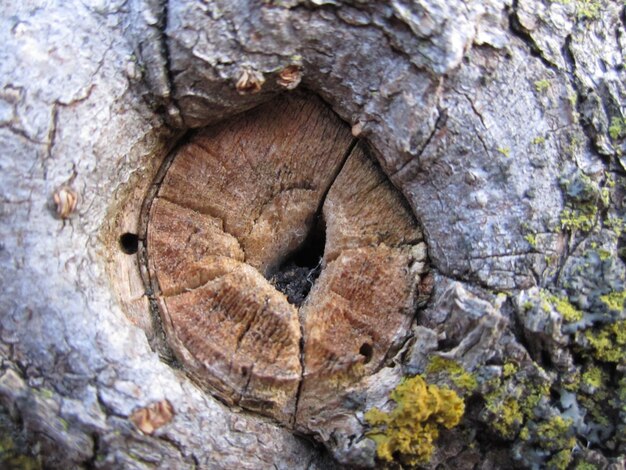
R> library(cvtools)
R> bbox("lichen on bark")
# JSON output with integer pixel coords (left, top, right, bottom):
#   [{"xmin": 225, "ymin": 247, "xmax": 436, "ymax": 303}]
[{"xmin": 1, "ymin": 0, "xmax": 625, "ymax": 468}]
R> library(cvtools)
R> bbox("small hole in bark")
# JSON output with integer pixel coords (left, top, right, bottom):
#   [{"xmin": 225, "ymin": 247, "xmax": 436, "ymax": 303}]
[
  {"xmin": 617, "ymin": 236, "xmax": 626, "ymax": 263},
  {"xmin": 359, "ymin": 343, "xmax": 373, "ymax": 364},
  {"xmin": 540, "ymin": 350, "xmax": 553, "ymax": 369},
  {"xmin": 119, "ymin": 233, "xmax": 139, "ymax": 254},
  {"xmin": 241, "ymin": 366, "xmax": 249, "ymax": 376},
  {"xmin": 270, "ymin": 218, "xmax": 325, "ymax": 307}
]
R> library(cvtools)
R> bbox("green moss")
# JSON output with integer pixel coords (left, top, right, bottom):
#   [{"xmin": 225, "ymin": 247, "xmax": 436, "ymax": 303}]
[
  {"xmin": 584, "ymin": 320, "xmax": 626, "ymax": 363},
  {"xmin": 483, "ymin": 367, "xmax": 553, "ymax": 443},
  {"xmin": 426, "ymin": 357, "xmax": 478, "ymax": 393},
  {"xmin": 365, "ymin": 375, "xmax": 464, "ymax": 465},
  {"xmin": 609, "ymin": 117, "xmax": 626, "ymax": 140},
  {"xmin": 483, "ymin": 375, "xmax": 537, "ymax": 440},
  {"xmin": 599, "ymin": 291, "xmax": 626, "ymax": 312},
  {"xmin": 600, "ymin": 187, "xmax": 610, "ymax": 207},
  {"xmin": 534, "ymin": 79, "xmax": 551, "ymax": 93},
  {"xmin": 59, "ymin": 418, "xmax": 69, "ymax": 432},
  {"xmin": 532, "ymin": 136, "xmax": 546, "ymax": 145}
]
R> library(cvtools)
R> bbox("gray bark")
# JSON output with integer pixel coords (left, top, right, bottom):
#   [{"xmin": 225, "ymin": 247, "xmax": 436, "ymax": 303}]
[{"xmin": 1, "ymin": 0, "xmax": 625, "ymax": 468}]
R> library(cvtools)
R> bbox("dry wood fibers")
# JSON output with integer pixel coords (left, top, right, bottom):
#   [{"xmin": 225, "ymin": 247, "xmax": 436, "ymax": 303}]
[{"xmin": 142, "ymin": 93, "xmax": 429, "ymax": 427}]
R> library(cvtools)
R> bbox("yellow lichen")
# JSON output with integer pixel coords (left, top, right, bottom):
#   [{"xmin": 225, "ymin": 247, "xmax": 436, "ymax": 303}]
[
  {"xmin": 582, "ymin": 365, "xmax": 605, "ymax": 390},
  {"xmin": 365, "ymin": 375, "xmax": 465, "ymax": 465},
  {"xmin": 539, "ymin": 291, "xmax": 583, "ymax": 322},
  {"xmin": 599, "ymin": 291, "xmax": 626, "ymax": 312},
  {"xmin": 525, "ymin": 233, "xmax": 538, "ymax": 248},
  {"xmin": 552, "ymin": 296, "xmax": 583, "ymax": 322},
  {"xmin": 575, "ymin": 463, "xmax": 599, "ymax": 470},
  {"xmin": 426, "ymin": 356, "xmax": 478, "ymax": 393},
  {"xmin": 490, "ymin": 397, "xmax": 523, "ymax": 439},
  {"xmin": 497, "ymin": 147, "xmax": 511, "ymax": 158},
  {"xmin": 548, "ymin": 449, "xmax": 573, "ymax": 470},
  {"xmin": 609, "ymin": 117, "xmax": 626, "ymax": 140},
  {"xmin": 534, "ymin": 79, "xmax": 551, "ymax": 93},
  {"xmin": 520, "ymin": 382, "xmax": 550, "ymax": 417},
  {"xmin": 503, "ymin": 362, "xmax": 518, "ymax": 378},
  {"xmin": 584, "ymin": 320, "xmax": 626, "ymax": 363},
  {"xmin": 536, "ymin": 416, "xmax": 576, "ymax": 452}
]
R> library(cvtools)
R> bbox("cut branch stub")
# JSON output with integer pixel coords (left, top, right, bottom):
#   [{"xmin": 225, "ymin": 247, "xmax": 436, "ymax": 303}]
[{"xmin": 143, "ymin": 93, "xmax": 428, "ymax": 427}]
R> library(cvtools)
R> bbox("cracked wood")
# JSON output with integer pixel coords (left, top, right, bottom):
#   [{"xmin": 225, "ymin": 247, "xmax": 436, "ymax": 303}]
[{"xmin": 144, "ymin": 93, "xmax": 428, "ymax": 426}]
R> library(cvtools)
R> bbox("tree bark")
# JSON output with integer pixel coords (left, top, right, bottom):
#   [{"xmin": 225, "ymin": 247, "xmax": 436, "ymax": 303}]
[{"xmin": 1, "ymin": 0, "xmax": 625, "ymax": 468}]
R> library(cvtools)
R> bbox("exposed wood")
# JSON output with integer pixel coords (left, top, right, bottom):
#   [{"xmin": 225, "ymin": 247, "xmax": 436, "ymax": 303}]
[{"xmin": 144, "ymin": 94, "xmax": 428, "ymax": 431}]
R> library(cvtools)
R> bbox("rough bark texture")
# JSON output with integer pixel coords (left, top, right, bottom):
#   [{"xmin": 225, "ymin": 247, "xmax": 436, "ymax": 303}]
[{"xmin": 1, "ymin": 0, "xmax": 625, "ymax": 468}]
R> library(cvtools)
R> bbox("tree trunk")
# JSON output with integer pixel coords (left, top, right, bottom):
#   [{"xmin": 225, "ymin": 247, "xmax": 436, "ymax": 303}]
[{"xmin": 1, "ymin": 0, "xmax": 625, "ymax": 468}]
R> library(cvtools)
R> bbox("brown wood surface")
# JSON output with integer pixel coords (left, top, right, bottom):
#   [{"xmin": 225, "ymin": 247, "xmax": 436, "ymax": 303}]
[{"xmin": 145, "ymin": 93, "xmax": 427, "ymax": 426}]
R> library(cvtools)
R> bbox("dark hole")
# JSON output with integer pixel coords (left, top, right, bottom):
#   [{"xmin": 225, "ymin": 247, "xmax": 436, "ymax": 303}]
[
  {"xmin": 119, "ymin": 233, "xmax": 139, "ymax": 255},
  {"xmin": 550, "ymin": 387, "xmax": 560, "ymax": 402},
  {"xmin": 241, "ymin": 366, "xmax": 248, "ymax": 376},
  {"xmin": 270, "ymin": 217, "xmax": 325, "ymax": 307},
  {"xmin": 618, "ymin": 235, "xmax": 626, "ymax": 263},
  {"xmin": 290, "ymin": 217, "xmax": 326, "ymax": 270},
  {"xmin": 359, "ymin": 343, "xmax": 373, "ymax": 364},
  {"xmin": 540, "ymin": 349, "xmax": 553, "ymax": 369}
]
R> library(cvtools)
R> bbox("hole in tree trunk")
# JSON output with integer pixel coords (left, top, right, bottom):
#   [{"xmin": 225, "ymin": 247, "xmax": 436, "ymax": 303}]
[
  {"xmin": 359, "ymin": 343, "xmax": 373, "ymax": 364},
  {"xmin": 119, "ymin": 233, "xmax": 139, "ymax": 254},
  {"xmin": 137, "ymin": 92, "xmax": 429, "ymax": 427},
  {"xmin": 269, "ymin": 216, "xmax": 326, "ymax": 307}
]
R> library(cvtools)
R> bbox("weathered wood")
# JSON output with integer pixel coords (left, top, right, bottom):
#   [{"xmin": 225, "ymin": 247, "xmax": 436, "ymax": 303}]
[{"xmin": 144, "ymin": 94, "xmax": 428, "ymax": 432}]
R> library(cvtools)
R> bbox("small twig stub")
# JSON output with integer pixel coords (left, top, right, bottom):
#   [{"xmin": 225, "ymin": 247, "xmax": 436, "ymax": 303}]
[
  {"xmin": 53, "ymin": 186, "xmax": 78, "ymax": 219},
  {"xmin": 130, "ymin": 399, "xmax": 174, "ymax": 435}
]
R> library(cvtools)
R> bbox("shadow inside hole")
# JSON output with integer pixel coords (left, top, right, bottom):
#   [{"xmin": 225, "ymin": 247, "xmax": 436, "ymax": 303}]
[
  {"xmin": 269, "ymin": 217, "xmax": 326, "ymax": 307},
  {"xmin": 119, "ymin": 232, "xmax": 139, "ymax": 255},
  {"xmin": 618, "ymin": 234, "xmax": 626, "ymax": 263},
  {"xmin": 359, "ymin": 343, "xmax": 373, "ymax": 364}
]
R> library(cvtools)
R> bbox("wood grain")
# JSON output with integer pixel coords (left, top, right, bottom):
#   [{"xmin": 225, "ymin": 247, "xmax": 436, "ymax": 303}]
[{"xmin": 144, "ymin": 93, "xmax": 428, "ymax": 425}]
